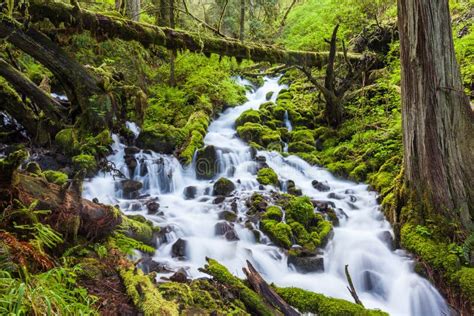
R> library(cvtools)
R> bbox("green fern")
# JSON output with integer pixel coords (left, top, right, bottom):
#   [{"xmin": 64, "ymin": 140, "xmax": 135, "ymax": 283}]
[
  {"xmin": 462, "ymin": 233, "xmax": 474, "ymax": 264},
  {"xmin": 108, "ymin": 232, "xmax": 155, "ymax": 255},
  {"xmin": 15, "ymin": 223, "xmax": 63, "ymax": 252}
]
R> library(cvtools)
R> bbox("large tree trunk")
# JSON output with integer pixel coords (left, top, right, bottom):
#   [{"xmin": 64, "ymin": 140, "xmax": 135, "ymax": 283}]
[
  {"xmin": 28, "ymin": 0, "xmax": 360, "ymax": 68},
  {"xmin": 398, "ymin": 0, "xmax": 474, "ymax": 229},
  {"xmin": 239, "ymin": 0, "xmax": 245, "ymax": 42},
  {"xmin": 126, "ymin": 0, "xmax": 141, "ymax": 21}
]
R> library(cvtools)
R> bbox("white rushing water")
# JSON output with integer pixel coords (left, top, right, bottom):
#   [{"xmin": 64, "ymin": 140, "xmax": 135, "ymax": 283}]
[{"xmin": 83, "ymin": 77, "xmax": 449, "ymax": 315}]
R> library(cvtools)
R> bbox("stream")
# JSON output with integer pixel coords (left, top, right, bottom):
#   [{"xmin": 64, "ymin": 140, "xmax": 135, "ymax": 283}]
[{"xmin": 83, "ymin": 77, "xmax": 449, "ymax": 315}]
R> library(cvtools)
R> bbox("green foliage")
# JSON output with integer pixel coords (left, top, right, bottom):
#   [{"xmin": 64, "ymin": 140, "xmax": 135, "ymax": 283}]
[
  {"xmin": 72, "ymin": 154, "xmax": 97, "ymax": 173},
  {"xmin": 0, "ymin": 266, "xmax": 97, "ymax": 315},
  {"xmin": 260, "ymin": 219, "xmax": 293, "ymax": 248},
  {"xmin": 275, "ymin": 286, "xmax": 388, "ymax": 315},
  {"xmin": 262, "ymin": 206, "xmax": 283, "ymax": 221},
  {"xmin": 235, "ymin": 109, "xmax": 262, "ymax": 127},
  {"xmin": 256, "ymin": 167, "xmax": 279, "ymax": 186},
  {"xmin": 43, "ymin": 170, "xmax": 68, "ymax": 186},
  {"xmin": 281, "ymin": 0, "xmax": 396, "ymax": 50},
  {"xmin": 286, "ymin": 196, "xmax": 315, "ymax": 229}
]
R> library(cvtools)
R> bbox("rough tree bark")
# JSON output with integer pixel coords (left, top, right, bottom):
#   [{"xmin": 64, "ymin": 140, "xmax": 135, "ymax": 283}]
[
  {"xmin": 398, "ymin": 0, "xmax": 474, "ymax": 229},
  {"xmin": 126, "ymin": 0, "xmax": 141, "ymax": 21},
  {"xmin": 28, "ymin": 0, "xmax": 361, "ymax": 68},
  {"xmin": 239, "ymin": 0, "xmax": 245, "ymax": 42}
]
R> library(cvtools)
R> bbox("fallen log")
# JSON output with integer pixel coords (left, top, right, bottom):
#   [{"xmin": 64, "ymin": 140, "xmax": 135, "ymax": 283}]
[
  {"xmin": 28, "ymin": 0, "xmax": 362, "ymax": 68},
  {"xmin": 243, "ymin": 260, "xmax": 299, "ymax": 316}
]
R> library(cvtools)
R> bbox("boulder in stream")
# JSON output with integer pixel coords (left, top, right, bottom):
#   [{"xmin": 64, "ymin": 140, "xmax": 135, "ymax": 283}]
[
  {"xmin": 214, "ymin": 221, "xmax": 239, "ymax": 241},
  {"xmin": 183, "ymin": 186, "xmax": 197, "ymax": 199},
  {"xmin": 311, "ymin": 180, "xmax": 330, "ymax": 192},
  {"xmin": 195, "ymin": 145, "xmax": 219, "ymax": 179},
  {"xmin": 120, "ymin": 179, "xmax": 143, "ymax": 199},
  {"xmin": 146, "ymin": 201, "xmax": 160, "ymax": 214},
  {"xmin": 287, "ymin": 253, "xmax": 324, "ymax": 273},
  {"xmin": 213, "ymin": 177, "xmax": 236, "ymax": 196},
  {"xmin": 171, "ymin": 238, "xmax": 187, "ymax": 259}
]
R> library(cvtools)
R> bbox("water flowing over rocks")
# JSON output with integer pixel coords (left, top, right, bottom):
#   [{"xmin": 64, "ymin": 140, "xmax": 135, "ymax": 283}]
[{"xmin": 82, "ymin": 78, "xmax": 449, "ymax": 316}]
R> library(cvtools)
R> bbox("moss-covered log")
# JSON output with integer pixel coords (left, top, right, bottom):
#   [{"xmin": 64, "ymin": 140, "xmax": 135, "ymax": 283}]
[
  {"xmin": 29, "ymin": 0, "xmax": 361, "ymax": 68},
  {"xmin": 0, "ymin": 16, "xmax": 103, "ymax": 114},
  {"xmin": 0, "ymin": 58, "xmax": 64, "ymax": 123}
]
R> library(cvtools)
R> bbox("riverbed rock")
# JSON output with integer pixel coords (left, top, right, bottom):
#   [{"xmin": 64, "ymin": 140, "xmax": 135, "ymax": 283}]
[
  {"xmin": 195, "ymin": 145, "xmax": 218, "ymax": 179},
  {"xmin": 169, "ymin": 268, "xmax": 189, "ymax": 283},
  {"xmin": 146, "ymin": 201, "xmax": 160, "ymax": 214},
  {"xmin": 214, "ymin": 221, "xmax": 239, "ymax": 241},
  {"xmin": 213, "ymin": 196, "xmax": 226, "ymax": 204},
  {"xmin": 377, "ymin": 230, "xmax": 394, "ymax": 250},
  {"xmin": 183, "ymin": 186, "xmax": 197, "ymax": 199},
  {"xmin": 287, "ymin": 254, "xmax": 324, "ymax": 273},
  {"xmin": 328, "ymin": 192, "xmax": 345, "ymax": 200},
  {"xmin": 124, "ymin": 146, "xmax": 140, "ymax": 155},
  {"xmin": 312, "ymin": 180, "xmax": 330, "ymax": 192},
  {"xmin": 124, "ymin": 155, "xmax": 137, "ymax": 173},
  {"xmin": 218, "ymin": 210, "xmax": 237, "ymax": 222},
  {"xmin": 266, "ymin": 91, "xmax": 274, "ymax": 100},
  {"xmin": 120, "ymin": 179, "xmax": 143, "ymax": 199},
  {"xmin": 140, "ymin": 256, "xmax": 173, "ymax": 274},
  {"xmin": 213, "ymin": 177, "xmax": 236, "ymax": 196},
  {"xmin": 287, "ymin": 180, "xmax": 302, "ymax": 196},
  {"xmin": 171, "ymin": 238, "xmax": 187, "ymax": 259}
]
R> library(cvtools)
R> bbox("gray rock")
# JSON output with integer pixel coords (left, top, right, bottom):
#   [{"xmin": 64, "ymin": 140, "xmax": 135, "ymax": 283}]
[
  {"xmin": 171, "ymin": 238, "xmax": 187, "ymax": 259},
  {"xmin": 213, "ymin": 177, "xmax": 236, "ymax": 196},
  {"xmin": 288, "ymin": 254, "xmax": 324, "ymax": 273},
  {"xmin": 195, "ymin": 145, "xmax": 218, "ymax": 180},
  {"xmin": 377, "ymin": 230, "xmax": 394, "ymax": 250},
  {"xmin": 312, "ymin": 180, "xmax": 330, "ymax": 192},
  {"xmin": 183, "ymin": 186, "xmax": 197, "ymax": 199},
  {"xmin": 120, "ymin": 180, "xmax": 143, "ymax": 199}
]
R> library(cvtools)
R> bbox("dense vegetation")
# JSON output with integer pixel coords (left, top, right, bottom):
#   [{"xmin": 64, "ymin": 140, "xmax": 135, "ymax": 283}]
[{"xmin": 0, "ymin": 0, "xmax": 472, "ymax": 315}]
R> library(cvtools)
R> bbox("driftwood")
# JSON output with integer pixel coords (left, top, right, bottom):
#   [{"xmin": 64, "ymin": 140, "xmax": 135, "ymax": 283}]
[
  {"xmin": 243, "ymin": 260, "xmax": 299, "ymax": 316},
  {"xmin": 344, "ymin": 264, "xmax": 364, "ymax": 307},
  {"xmin": 28, "ymin": 0, "xmax": 362, "ymax": 68}
]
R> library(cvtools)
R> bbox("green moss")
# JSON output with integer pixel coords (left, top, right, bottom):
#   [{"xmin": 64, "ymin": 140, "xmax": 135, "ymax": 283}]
[
  {"xmin": 72, "ymin": 154, "xmax": 97, "ymax": 173},
  {"xmin": 349, "ymin": 163, "xmax": 368, "ymax": 182},
  {"xmin": 55, "ymin": 128, "xmax": 80, "ymax": 155},
  {"xmin": 120, "ymin": 215, "xmax": 157, "ymax": 249},
  {"xmin": 454, "ymin": 267, "xmax": 474, "ymax": 300},
  {"xmin": 236, "ymin": 109, "xmax": 261, "ymax": 127},
  {"xmin": 120, "ymin": 267, "xmax": 179, "ymax": 316},
  {"xmin": 262, "ymin": 206, "xmax": 283, "ymax": 221},
  {"xmin": 289, "ymin": 129, "xmax": 315, "ymax": 144},
  {"xmin": 43, "ymin": 170, "xmax": 68, "ymax": 186},
  {"xmin": 256, "ymin": 167, "xmax": 279, "ymax": 186},
  {"xmin": 204, "ymin": 259, "xmax": 273, "ymax": 316},
  {"xmin": 136, "ymin": 123, "xmax": 186, "ymax": 154},
  {"xmin": 288, "ymin": 141, "xmax": 315, "ymax": 153},
  {"xmin": 260, "ymin": 220, "xmax": 293, "ymax": 249},
  {"xmin": 275, "ymin": 287, "xmax": 388, "ymax": 315},
  {"xmin": 285, "ymin": 196, "xmax": 315, "ymax": 229},
  {"xmin": 236, "ymin": 122, "xmax": 281, "ymax": 146}
]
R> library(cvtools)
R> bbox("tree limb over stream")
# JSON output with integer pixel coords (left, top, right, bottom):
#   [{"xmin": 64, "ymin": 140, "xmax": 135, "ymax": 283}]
[{"xmin": 28, "ymin": 0, "xmax": 362, "ymax": 68}]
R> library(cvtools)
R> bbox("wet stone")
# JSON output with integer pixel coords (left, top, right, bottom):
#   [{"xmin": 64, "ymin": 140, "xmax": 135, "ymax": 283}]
[
  {"xmin": 312, "ymin": 180, "xmax": 330, "ymax": 192},
  {"xmin": 288, "ymin": 254, "xmax": 324, "ymax": 273},
  {"xmin": 218, "ymin": 210, "xmax": 237, "ymax": 222},
  {"xmin": 169, "ymin": 268, "xmax": 188, "ymax": 283},
  {"xmin": 146, "ymin": 201, "xmax": 160, "ymax": 214},
  {"xmin": 328, "ymin": 192, "xmax": 345, "ymax": 200},
  {"xmin": 213, "ymin": 196, "xmax": 226, "ymax": 204},
  {"xmin": 377, "ymin": 230, "xmax": 394, "ymax": 250},
  {"xmin": 171, "ymin": 238, "xmax": 187, "ymax": 259},
  {"xmin": 183, "ymin": 186, "xmax": 197, "ymax": 200},
  {"xmin": 120, "ymin": 179, "xmax": 143, "ymax": 199},
  {"xmin": 124, "ymin": 146, "xmax": 140, "ymax": 155}
]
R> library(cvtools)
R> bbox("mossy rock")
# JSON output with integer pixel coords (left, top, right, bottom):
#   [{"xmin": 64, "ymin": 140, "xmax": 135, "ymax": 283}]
[
  {"xmin": 285, "ymin": 196, "xmax": 316, "ymax": 229},
  {"xmin": 195, "ymin": 145, "xmax": 218, "ymax": 180},
  {"xmin": 235, "ymin": 109, "xmax": 261, "ymax": 127},
  {"xmin": 288, "ymin": 141, "xmax": 315, "ymax": 153},
  {"xmin": 256, "ymin": 168, "xmax": 279, "ymax": 186},
  {"xmin": 260, "ymin": 219, "xmax": 293, "ymax": 249},
  {"xmin": 72, "ymin": 154, "xmax": 97, "ymax": 173},
  {"xmin": 136, "ymin": 123, "xmax": 185, "ymax": 154},
  {"xmin": 25, "ymin": 162, "xmax": 42, "ymax": 175},
  {"xmin": 262, "ymin": 206, "xmax": 283, "ymax": 221},
  {"xmin": 43, "ymin": 170, "xmax": 68, "ymax": 186},
  {"xmin": 236, "ymin": 122, "xmax": 281, "ymax": 146},
  {"xmin": 289, "ymin": 129, "xmax": 315, "ymax": 145},
  {"xmin": 213, "ymin": 177, "xmax": 236, "ymax": 196},
  {"xmin": 55, "ymin": 128, "xmax": 80, "ymax": 155}
]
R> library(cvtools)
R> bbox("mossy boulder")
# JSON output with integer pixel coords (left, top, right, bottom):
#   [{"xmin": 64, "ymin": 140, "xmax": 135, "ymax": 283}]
[
  {"xmin": 122, "ymin": 215, "xmax": 159, "ymax": 247},
  {"xmin": 25, "ymin": 162, "xmax": 42, "ymax": 175},
  {"xmin": 43, "ymin": 170, "xmax": 68, "ymax": 185},
  {"xmin": 262, "ymin": 206, "xmax": 283, "ymax": 221},
  {"xmin": 235, "ymin": 109, "xmax": 261, "ymax": 127},
  {"xmin": 290, "ymin": 129, "xmax": 315, "ymax": 145},
  {"xmin": 285, "ymin": 196, "xmax": 316, "ymax": 229},
  {"xmin": 213, "ymin": 177, "xmax": 236, "ymax": 196},
  {"xmin": 288, "ymin": 141, "xmax": 315, "ymax": 153},
  {"xmin": 260, "ymin": 219, "xmax": 293, "ymax": 248},
  {"xmin": 195, "ymin": 145, "xmax": 218, "ymax": 180},
  {"xmin": 136, "ymin": 123, "xmax": 185, "ymax": 154},
  {"xmin": 55, "ymin": 128, "xmax": 79, "ymax": 155},
  {"xmin": 256, "ymin": 167, "xmax": 279, "ymax": 186},
  {"xmin": 72, "ymin": 154, "xmax": 97, "ymax": 173},
  {"xmin": 236, "ymin": 122, "xmax": 281, "ymax": 146}
]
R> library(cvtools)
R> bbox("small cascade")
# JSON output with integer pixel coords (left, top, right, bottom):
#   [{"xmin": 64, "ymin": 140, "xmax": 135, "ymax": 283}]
[{"xmin": 83, "ymin": 77, "xmax": 449, "ymax": 316}]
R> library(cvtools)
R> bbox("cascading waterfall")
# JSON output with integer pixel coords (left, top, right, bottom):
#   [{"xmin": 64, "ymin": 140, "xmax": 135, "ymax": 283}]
[{"xmin": 83, "ymin": 77, "xmax": 449, "ymax": 315}]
